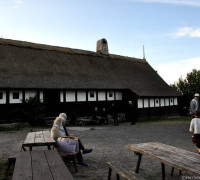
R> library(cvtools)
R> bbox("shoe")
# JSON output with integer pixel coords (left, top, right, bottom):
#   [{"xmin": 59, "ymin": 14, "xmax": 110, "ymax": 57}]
[
  {"xmin": 83, "ymin": 149, "xmax": 93, "ymax": 154},
  {"xmin": 78, "ymin": 162, "xmax": 88, "ymax": 167}
]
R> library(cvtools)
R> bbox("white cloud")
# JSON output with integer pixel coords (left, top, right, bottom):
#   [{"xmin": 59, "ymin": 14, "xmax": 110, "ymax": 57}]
[
  {"xmin": 173, "ymin": 27, "xmax": 200, "ymax": 38},
  {"xmin": 153, "ymin": 57, "xmax": 200, "ymax": 84},
  {"xmin": 126, "ymin": 0, "xmax": 200, "ymax": 7}
]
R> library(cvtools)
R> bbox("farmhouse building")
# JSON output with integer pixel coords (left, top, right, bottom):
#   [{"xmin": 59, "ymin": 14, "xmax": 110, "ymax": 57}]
[{"xmin": 0, "ymin": 38, "xmax": 181, "ymax": 120}]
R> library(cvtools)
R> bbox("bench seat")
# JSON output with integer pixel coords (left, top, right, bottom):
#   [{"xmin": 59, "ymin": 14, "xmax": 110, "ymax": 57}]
[{"xmin": 107, "ymin": 161, "xmax": 144, "ymax": 180}]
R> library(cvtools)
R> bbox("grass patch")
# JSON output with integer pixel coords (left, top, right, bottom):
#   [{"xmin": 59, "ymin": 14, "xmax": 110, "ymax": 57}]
[{"xmin": 90, "ymin": 127, "xmax": 95, "ymax": 130}]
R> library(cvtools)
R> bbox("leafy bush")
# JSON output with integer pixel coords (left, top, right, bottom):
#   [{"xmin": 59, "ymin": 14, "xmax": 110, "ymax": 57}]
[{"xmin": 23, "ymin": 95, "xmax": 46, "ymax": 126}]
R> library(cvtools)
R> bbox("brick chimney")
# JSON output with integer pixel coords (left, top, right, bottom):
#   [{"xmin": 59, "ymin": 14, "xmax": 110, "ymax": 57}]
[{"xmin": 96, "ymin": 38, "xmax": 109, "ymax": 55}]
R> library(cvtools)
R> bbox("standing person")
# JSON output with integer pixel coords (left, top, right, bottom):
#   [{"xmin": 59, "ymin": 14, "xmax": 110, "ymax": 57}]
[
  {"xmin": 189, "ymin": 93, "xmax": 199, "ymax": 118},
  {"xmin": 189, "ymin": 111, "xmax": 200, "ymax": 154},
  {"xmin": 111, "ymin": 102, "xmax": 118, "ymax": 126},
  {"xmin": 101, "ymin": 107, "xmax": 108, "ymax": 124},
  {"xmin": 127, "ymin": 101, "xmax": 136, "ymax": 125}
]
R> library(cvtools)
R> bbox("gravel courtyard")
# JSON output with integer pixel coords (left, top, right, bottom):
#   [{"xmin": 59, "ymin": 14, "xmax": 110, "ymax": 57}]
[{"xmin": 0, "ymin": 120, "xmax": 196, "ymax": 180}]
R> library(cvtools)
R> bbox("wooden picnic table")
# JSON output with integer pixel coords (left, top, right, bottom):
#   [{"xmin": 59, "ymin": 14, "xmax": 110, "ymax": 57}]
[
  {"xmin": 128, "ymin": 142, "xmax": 200, "ymax": 180},
  {"xmin": 12, "ymin": 150, "xmax": 74, "ymax": 180},
  {"xmin": 22, "ymin": 130, "xmax": 56, "ymax": 151}
]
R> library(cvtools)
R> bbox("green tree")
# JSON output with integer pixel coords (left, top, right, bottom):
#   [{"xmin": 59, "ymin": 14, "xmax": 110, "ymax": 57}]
[
  {"xmin": 23, "ymin": 95, "xmax": 46, "ymax": 126},
  {"xmin": 171, "ymin": 69, "xmax": 200, "ymax": 107}
]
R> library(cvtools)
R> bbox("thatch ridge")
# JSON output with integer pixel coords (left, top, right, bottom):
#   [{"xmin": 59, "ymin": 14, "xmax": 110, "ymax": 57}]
[{"xmin": 0, "ymin": 38, "xmax": 146, "ymax": 63}]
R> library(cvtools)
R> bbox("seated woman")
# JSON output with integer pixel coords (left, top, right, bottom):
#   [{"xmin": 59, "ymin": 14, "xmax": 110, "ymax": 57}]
[
  {"xmin": 55, "ymin": 113, "xmax": 93, "ymax": 166},
  {"xmin": 93, "ymin": 107, "xmax": 105, "ymax": 125}
]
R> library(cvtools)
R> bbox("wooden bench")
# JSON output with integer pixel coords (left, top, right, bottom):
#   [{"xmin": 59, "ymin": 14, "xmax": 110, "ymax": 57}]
[
  {"xmin": 107, "ymin": 162, "xmax": 144, "ymax": 180},
  {"xmin": 128, "ymin": 142, "xmax": 200, "ymax": 180},
  {"xmin": 76, "ymin": 117, "xmax": 99, "ymax": 126},
  {"xmin": 12, "ymin": 150, "xmax": 74, "ymax": 180}
]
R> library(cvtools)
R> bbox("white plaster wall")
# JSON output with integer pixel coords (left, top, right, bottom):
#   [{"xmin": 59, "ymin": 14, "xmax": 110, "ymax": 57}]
[
  {"xmin": 98, "ymin": 91, "xmax": 106, "ymax": 101},
  {"xmin": 170, "ymin": 98, "xmax": 174, "ymax": 106},
  {"xmin": 115, "ymin": 91, "xmax": 122, "ymax": 100},
  {"xmin": 25, "ymin": 90, "xmax": 37, "ymax": 101},
  {"xmin": 150, "ymin": 98, "xmax": 154, "ymax": 107},
  {"xmin": 160, "ymin": 98, "xmax": 165, "ymax": 107},
  {"xmin": 138, "ymin": 99, "xmax": 143, "ymax": 108},
  {"xmin": 165, "ymin": 98, "xmax": 169, "ymax": 106},
  {"xmin": 40, "ymin": 91, "xmax": 43, "ymax": 103},
  {"xmin": 10, "ymin": 91, "xmax": 23, "ymax": 104},
  {"xmin": 155, "ymin": 98, "xmax": 160, "ymax": 107},
  {"xmin": 174, "ymin": 97, "xmax": 178, "ymax": 105},
  {"xmin": 107, "ymin": 91, "xmax": 114, "ymax": 101},
  {"xmin": 60, "ymin": 91, "xmax": 64, "ymax": 102},
  {"xmin": 77, "ymin": 91, "xmax": 86, "ymax": 102},
  {"xmin": 88, "ymin": 91, "xmax": 96, "ymax": 101},
  {"xmin": 66, "ymin": 91, "xmax": 76, "ymax": 102},
  {"xmin": 0, "ymin": 91, "xmax": 6, "ymax": 104},
  {"xmin": 144, "ymin": 98, "xmax": 149, "ymax": 108}
]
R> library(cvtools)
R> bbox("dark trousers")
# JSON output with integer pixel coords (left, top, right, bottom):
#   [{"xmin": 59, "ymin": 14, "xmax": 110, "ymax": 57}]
[
  {"xmin": 77, "ymin": 139, "xmax": 85, "ymax": 163},
  {"xmin": 113, "ymin": 114, "xmax": 119, "ymax": 125}
]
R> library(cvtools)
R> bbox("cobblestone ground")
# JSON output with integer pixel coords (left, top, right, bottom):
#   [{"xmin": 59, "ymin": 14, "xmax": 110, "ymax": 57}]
[{"xmin": 0, "ymin": 121, "xmax": 196, "ymax": 180}]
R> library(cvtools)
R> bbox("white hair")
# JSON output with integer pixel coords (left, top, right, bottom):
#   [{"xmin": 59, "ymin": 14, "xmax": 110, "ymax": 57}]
[{"xmin": 59, "ymin": 113, "xmax": 67, "ymax": 120}]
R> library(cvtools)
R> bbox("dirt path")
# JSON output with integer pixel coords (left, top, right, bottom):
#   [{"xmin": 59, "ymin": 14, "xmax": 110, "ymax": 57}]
[{"xmin": 0, "ymin": 121, "xmax": 195, "ymax": 180}]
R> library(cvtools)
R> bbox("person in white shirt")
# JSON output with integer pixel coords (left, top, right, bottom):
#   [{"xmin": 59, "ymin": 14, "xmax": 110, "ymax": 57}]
[
  {"xmin": 189, "ymin": 93, "xmax": 199, "ymax": 117},
  {"xmin": 189, "ymin": 111, "xmax": 200, "ymax": 154}
]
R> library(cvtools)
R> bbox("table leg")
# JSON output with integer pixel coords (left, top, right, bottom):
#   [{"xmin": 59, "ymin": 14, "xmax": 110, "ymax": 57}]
[
  {"xmin": 161, "ymin": 163, "xmax": 165, "ymax": 180},
  {"xmin": 108, "ymin": 167, "xmax": 112, "ymax": 180},
  {"xmin": 116, "ymin": 174, "xmax": 120, "ymax": 180},
  {"xmin": 135, "ymin": 152, "xmax": 142, "ymax": 174},
  {"xmin": 171, "ymin": 167, "xmax": 174, "ymax": 176},
  {"xmin": 47, "ymin": 145, "xmax": 51, "ymax": 150},
  {"xmin": 29, "ymin": 146, "xmax": 32, "ymax": 151}
]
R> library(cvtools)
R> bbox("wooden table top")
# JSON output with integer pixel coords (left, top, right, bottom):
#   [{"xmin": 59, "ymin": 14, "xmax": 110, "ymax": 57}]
[
  {"xmin": 128, "ymin": 142, "xmax": 200, "ymax": 176},
  {"xmin": 12, "ymin": 150, "xmax": 74, "ymax": 180},
  {"xmin": 23, "ymin": 130, "xmax": 56, "ymax": 147}
]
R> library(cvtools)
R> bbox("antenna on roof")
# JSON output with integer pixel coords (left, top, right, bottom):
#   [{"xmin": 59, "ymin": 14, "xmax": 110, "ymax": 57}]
[{"xmin": 143, "ymin": 45, "xmax": 145, "ymax": 59}]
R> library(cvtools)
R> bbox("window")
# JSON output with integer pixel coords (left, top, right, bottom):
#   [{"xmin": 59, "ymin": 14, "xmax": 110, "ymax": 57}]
[
  {"xmin": 90, "ymin": 91, "xmax": 95, "ymax": 98},
  {"xmin": 0, "ymin": 92, "xmax": 3, "ymax": 99},
  {"xmin": 108, "ymin": 91, "xmax": 113, "ymax": 97},
  {"xmin": 13, "ymin": 92, "xmax": 19, "ymax": 99}
]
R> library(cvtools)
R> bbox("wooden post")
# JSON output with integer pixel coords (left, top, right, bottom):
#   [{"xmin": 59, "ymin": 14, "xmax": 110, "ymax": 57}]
[
  {"xmin": 161, "ymin": 163, "xmax": 165, "ymax": 180},
  {"xmin": 116, "ymin": 173, "xmax": 120, "ymax": 180},
  {"xmin": 135, "ymin": 153, "xmax": 142, "ymax": 174}
]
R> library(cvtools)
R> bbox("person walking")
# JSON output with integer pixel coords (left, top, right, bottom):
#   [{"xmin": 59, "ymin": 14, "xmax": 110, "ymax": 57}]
[{"xmin": 189, "ymin": 93, "xmax": 199, "ymax": 118}]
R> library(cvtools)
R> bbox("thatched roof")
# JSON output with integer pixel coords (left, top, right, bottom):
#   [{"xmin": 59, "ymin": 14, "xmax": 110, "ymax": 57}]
[{"xmin": 0, "ymin": 38, "xmax": 180, "ymax": 97}]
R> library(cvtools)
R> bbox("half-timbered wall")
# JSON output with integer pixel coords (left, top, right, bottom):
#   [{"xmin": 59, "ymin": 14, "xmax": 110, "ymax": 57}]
[
  {"xmin": 98, "ymin": 91, "xmax": 106, "ymax": 101},
  {"xmin": 25, "ymin": 90, "xmax": 37, "ymax": 100},
  {"xmin": 9, "ymin": 90, "xmax": 23, "ymax": 104},
  {"xmin": 0, "ymin": 91, "xmax": 6, "ymax": 104},
  {"xmin": 66, "ymin": 91, "xmax": 76, "ymax": 102},
  {"xmin": 137, "ymin": 97, "xmax": 178, "ymax": 108}
]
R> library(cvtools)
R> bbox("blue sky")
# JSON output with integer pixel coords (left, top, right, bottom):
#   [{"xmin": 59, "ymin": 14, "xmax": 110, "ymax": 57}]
[{"xmin": 0, "ymin": 0, "xmax": 200, "ymax": 84}]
